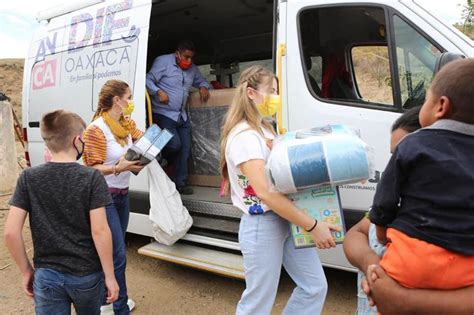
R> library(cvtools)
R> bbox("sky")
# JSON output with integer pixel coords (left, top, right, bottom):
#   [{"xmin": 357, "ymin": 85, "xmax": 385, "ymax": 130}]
[{"xmin": 0, "ymin": 0, "xmax": 468, "ymax": 59}]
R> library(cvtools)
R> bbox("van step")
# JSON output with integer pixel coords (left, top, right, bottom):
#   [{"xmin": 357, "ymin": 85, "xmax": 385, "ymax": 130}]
[
  {"xmin": 183, "ymin": 198, "xmax": 242, "ymax": 219},
  {"xmin": 138, "ymin": 242, "xmax": 245, "ymax": 280},
  {"xmin": 182, "ymin": 233, "xmax": 241, "ymax": 251}
]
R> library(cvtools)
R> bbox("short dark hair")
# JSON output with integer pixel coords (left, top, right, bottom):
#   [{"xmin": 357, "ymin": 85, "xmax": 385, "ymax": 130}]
[
  {"xmin": 430, "ymin": 58, "xmax": 474, "ymax": 124},
  {"xmin": 176, "ymin": 40, "xmax": 195, "ymax": 53},
  {"xmin": 392, "ymin": 106, "xmax": 422, "ymax": 133},
  {"xmin": 40, "ymin": 110, "xmax": 86, "ymax": 153}
]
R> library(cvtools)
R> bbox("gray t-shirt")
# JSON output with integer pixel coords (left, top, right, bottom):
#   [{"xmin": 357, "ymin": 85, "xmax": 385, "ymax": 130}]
[{"xmin": 10, "ymin": 162, "xmax": 112, "ymax": 276}]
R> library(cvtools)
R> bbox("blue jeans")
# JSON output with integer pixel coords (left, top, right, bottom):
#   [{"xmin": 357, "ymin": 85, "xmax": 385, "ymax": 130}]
[
  {"xmin": 105, "ymin": 193, "xmax": 130, "ymax": 315},
  {"xmin": 33, "ymin": 268, "xmax": 104, "ymax": 315},
  {"xmin": 153, "ymin": 113, "xmax": 192, "ymax": 187},
  {"xmin": 237, "ymin": 211, "xmax": 328, "ymax": 315}
]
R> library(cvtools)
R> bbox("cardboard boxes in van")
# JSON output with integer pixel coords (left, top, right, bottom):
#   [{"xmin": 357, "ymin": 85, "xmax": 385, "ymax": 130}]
[{"xmin": 187, "ymin": 88, "xmax": 236, "ymax": 187}]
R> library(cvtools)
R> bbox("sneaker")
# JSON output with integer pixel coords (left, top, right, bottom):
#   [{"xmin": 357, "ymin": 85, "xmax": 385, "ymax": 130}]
[
  {"xmin": 128, "ymin": 298, "xmax": 136, "ymax": 312},
  {"xmin": 177, "ymin": 185, "xmax": 194, "ymax": 195},
  {"xmin": 100, "ymin": 304, "xmax": 113, "ymax": 315},
  {"xmin": 100, "ymin": 298, "xmax": 135, "ymax": 314}
]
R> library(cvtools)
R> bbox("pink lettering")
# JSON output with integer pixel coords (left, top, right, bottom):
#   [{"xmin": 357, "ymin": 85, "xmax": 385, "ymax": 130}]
[{"xmin": 32, "ymin": 60, "xmax": 57, "ymax": 90}]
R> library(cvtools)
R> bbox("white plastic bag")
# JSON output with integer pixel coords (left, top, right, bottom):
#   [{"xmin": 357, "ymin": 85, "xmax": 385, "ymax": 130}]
[{"xmin": 147, "ymin": 159, "xmax": 193, "ymax": 245}]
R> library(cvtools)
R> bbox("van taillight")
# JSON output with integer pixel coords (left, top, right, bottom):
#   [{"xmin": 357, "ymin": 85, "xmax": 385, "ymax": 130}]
[
  {"xmin": 25, "ymin": 152, "xmax": 31, "ymax": 167},
  {"xmin": 23, "ymin": 128, "xmax": 31, "ymax": 167}
]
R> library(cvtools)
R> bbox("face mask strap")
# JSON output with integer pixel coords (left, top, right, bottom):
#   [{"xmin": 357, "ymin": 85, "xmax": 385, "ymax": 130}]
[{"xmin": 72, "ymin": 136, "xmax": 85, "ymax": 160}]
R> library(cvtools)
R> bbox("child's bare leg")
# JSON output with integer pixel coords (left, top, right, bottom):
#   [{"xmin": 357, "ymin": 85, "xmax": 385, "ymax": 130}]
[{"xmin": 375, "ymin": 225, "xmax": 387, "ymax": 244}]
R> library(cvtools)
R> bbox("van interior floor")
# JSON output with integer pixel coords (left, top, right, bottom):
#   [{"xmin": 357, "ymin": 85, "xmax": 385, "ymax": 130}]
[{"xmin": 181, "ymin": 186, "xmax": 231, "ymax": 204}]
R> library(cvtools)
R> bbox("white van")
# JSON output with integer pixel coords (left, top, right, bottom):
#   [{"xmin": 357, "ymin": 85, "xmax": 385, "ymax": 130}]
[{"xmin": 23, "ymin": 0, "xmax": 473, "ymax": 277}]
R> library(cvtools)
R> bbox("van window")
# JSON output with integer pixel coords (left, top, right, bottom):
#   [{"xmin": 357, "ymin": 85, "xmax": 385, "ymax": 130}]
[
  {"xmin": 299, "ymin": 6, "xmax": 446, "ymax": 110},
  {"xmin": 351, "ymin": 46, "xmax": 393, "ymax": 105},
  {"xmin": 299, "ymin": 6, "xmax": 394, "ymax": 107},
  {"xmin": 392, "ymin": 15, "xmax": 442, "ymax": 109},
  {"xmin": 308, "ymin": 56, "xmax": 323, "ymax": 90}
]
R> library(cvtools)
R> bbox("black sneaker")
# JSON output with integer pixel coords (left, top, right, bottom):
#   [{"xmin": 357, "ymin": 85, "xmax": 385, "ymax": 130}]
[{"xmin": 177, "ymin": 186, "xmax": 193, "ymax": 195}]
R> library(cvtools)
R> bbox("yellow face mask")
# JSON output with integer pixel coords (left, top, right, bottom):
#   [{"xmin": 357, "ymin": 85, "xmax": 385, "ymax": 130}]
[
  {"xmin": 122, "ymin": 100, "xmax": 135, "ymax": 116},
  {"xmin": 255, "ymin": 93, "xmax": 280, "ymax": 117}
]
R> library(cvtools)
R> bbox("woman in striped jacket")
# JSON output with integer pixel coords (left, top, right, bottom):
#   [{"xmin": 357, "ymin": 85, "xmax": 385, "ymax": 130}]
[{"xmin": 83, "ymin": 79, "xmax": 143, "ymax": 315}]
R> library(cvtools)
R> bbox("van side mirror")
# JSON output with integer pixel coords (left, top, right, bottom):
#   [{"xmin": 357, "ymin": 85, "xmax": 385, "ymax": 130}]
[{"xmin": 434, "ymin": 52, "xmax": 465, "ymax": 74}]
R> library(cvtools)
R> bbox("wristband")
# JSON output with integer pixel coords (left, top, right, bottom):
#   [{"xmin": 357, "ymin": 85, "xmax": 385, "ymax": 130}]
[
  {"xmin": 113, "ymin": 164, "xmax": 120, "ymax": 176},
  {"xmin": 306, "ymin": 219, "xmax": 318, "ymax": 232}
]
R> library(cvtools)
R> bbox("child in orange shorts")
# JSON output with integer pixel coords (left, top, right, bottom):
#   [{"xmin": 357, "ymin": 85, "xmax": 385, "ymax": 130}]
[{"xmin": 369, "ymin": 59, "xmax": 474, "ymax": 289}]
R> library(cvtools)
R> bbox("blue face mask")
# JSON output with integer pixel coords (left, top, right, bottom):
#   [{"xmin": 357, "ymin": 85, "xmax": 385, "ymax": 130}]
[{"xmin": 73, "ymin": 137, "xmax": 85, "ymax": 161}]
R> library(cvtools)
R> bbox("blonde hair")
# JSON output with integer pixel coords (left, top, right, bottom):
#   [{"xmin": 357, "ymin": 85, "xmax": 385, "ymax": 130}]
[
  {"xmin": 41, "ymin": 109, "xmax": 86, "ymax": 153},
  {"xmin": 92, "ymin": 80, "xmax": 130, "ymax": 120},
  {"xmin": 219, "ymin": 65, "xmax": 277, "ymax": 193}
]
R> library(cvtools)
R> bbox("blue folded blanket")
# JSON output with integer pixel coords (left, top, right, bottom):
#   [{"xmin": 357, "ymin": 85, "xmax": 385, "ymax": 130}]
[{"xmin": 267, "ymin": 125, "xmax": 373, "ymax": 193}]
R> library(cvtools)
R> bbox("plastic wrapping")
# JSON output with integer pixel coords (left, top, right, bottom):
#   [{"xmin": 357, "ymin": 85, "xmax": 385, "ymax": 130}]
[
  {"xmin": 284, "ymin": 124, "xmax": 360, "ymax": 140},
  {"xmin": 267, "ymin": 124, "xmax": 374, "ymax": 194},
  {"xmin": 188, "ymin": 106, "xmax": 227, "ymax": 177},
  {"xmin": 125, "ymin": 124, "xmax": 173, "ymax": 165}
]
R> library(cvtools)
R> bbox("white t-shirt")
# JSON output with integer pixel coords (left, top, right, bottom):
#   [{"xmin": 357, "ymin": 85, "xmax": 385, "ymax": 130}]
[
  {"xmin": 90, "ymin": 117, "xmax": 132, "ymax": 189},
  {"xmin": 225, "ymin": 122, "xmax": 275, "ymax": 215}
]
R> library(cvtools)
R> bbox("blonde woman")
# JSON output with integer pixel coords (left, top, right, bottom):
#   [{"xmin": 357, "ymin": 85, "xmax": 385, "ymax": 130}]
[
  {"xmin": 83, "ymin": 80, "xmax": 143, "ymax": 315},
  {"xmin": 220, "ymin": 66, "xmax": 340, "ymax": 315}
]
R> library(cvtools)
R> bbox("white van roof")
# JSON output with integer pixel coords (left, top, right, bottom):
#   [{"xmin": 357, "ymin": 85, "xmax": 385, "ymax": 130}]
[{"xmin": 36, "ymin": 0, "xmax": 104, "ymax": 22}]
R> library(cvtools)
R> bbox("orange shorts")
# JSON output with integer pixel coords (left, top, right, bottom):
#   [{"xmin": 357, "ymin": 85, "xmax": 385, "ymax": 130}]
[{"xmin": 380, "ymin": 228, "xmax": 474, "ymax": 289}]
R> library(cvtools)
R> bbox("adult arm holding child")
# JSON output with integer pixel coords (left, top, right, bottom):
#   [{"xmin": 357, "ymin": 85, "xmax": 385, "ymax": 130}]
[
  {"xmin": 366, "ymin": 264, "xmax": 474, "ymax": 314},
  {"xmin": 343, "ymin": 218, "xmax": 380, "ymax": 271},
  {"xmin": 345, "ymin": 218, "xmax": 474, "ymax": 315}
]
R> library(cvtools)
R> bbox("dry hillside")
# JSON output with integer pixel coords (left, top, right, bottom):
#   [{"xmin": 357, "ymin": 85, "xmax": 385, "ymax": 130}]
[{"xmin": 0, "ymin": 59, "xmax": 24, "ymax": 124}]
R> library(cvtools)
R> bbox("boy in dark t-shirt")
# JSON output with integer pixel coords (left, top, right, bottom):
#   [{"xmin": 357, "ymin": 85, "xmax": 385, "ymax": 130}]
[
  {"xmin": 4, "ymin": 110, "xmax": 119, "ymax": 315},
  {"xmin": 369, "ymin": 59, "xmax": 474, "ymax": 290}
]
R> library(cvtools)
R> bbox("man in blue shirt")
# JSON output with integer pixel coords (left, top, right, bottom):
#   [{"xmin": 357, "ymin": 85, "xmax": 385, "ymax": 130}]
[{"xmin": 146, "ymin": 40, "xmax": 211, "ymax": 194}]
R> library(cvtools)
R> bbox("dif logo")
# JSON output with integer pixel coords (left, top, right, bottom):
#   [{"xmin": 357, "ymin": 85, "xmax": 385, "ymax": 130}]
[{"xmin": 32, "ymin": 60, "xmax": 57, "ymax": 90}]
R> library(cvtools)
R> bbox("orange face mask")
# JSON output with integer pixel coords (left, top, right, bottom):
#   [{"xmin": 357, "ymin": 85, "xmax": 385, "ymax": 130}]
[{"xmin": 177, "ymin": 53, "xmax": 192, "ymax": 70}]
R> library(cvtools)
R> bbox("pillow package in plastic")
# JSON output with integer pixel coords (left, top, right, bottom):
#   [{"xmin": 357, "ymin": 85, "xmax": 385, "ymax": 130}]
[{"xmin": 267, "ymin": 125, "xmax": 374, "ymax": 194}]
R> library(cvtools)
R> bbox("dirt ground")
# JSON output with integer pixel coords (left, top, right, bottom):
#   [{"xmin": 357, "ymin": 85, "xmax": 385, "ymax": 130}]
[
  {"xmin": 0, "ymin": 201, "xmax": 357, "ymax": 315},
  {"xmin": 0, "ymin": 144, "xmax": 357, "ymax": 315}
]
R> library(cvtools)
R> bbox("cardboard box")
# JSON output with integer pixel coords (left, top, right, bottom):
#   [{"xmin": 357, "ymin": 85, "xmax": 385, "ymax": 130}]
[{"xmin": 187, "ymin": 89, "xmax": 236, "ymax": 187}]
